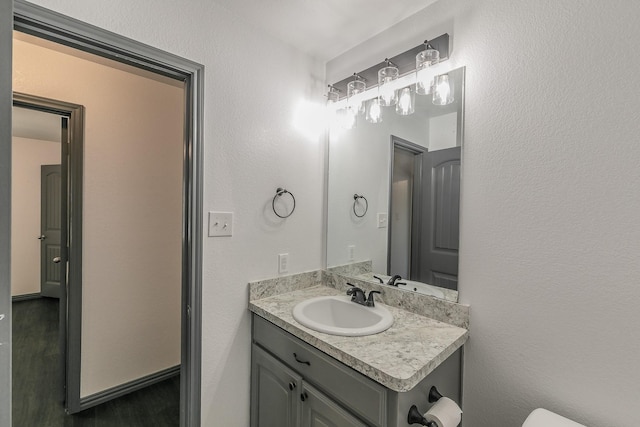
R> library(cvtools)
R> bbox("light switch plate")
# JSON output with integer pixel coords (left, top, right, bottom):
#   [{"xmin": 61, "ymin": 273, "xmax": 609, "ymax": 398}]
[
  {"xmin": 377, "ymin": 213, "xmax": 388, "ymax": 228},
  {"xmin": 208, "ymin": 212, "xmax": 233, "ymax": 237}
]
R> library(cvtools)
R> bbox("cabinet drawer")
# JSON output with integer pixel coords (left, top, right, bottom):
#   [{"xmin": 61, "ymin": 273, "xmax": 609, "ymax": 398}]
[{"xmin": 253, "ymin": 315, "xmax": 387, "ymax": 427}]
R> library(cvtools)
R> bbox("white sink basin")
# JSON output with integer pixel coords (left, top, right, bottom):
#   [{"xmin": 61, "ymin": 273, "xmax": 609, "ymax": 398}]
[{"xmin": 292, "ymin": 296, "xmax": 393, "ymax": 336}]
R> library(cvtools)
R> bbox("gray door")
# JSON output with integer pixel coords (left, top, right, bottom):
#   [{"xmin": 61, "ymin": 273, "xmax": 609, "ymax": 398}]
[
  {"xmin": 40, "ymin": 164, "xmax": 62, "ymax": 298},
  {"xmin": 419, "ymin": 146, "xmax": 461, "ymax": 290}
]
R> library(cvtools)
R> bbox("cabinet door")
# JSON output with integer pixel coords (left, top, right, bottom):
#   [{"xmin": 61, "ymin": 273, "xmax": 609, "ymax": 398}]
[
  {"xmin": 300, "ymin": 383, "xmax": 367, "ymax": 427},
  {"xmin": 251, "ymin": 345, "xmax": 301, "ymax": 427}
]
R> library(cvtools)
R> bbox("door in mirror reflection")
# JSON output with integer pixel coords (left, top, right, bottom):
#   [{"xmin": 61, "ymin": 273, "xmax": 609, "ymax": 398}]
[{"xmin": 418, "ymin": 146, "xmax": 460, "ymax": 290}]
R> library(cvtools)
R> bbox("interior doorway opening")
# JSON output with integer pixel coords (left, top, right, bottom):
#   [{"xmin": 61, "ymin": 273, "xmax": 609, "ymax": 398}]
[{"xmin": 6, "ymin": 2, "xmax": 205, "ymax": 426}]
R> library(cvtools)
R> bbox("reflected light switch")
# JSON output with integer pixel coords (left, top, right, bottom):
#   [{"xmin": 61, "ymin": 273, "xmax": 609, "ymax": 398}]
[
  {"xmin": 208, "ymin": 212, "xmax": 233, "ymax": 237},
  {"xmin": 377, "ymin": 213, "xmax": 388, "ymax": 228}
]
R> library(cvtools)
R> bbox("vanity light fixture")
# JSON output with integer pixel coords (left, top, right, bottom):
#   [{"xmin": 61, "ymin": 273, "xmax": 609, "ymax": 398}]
[
  {"xmin": 347, "ymin": 74, "xmax": 366, "ymax": 115},
  {"xmin": 378, "ymin": 59, "xmax": 399, "ymax": 106},
  {"xmin": 326, "ymin": 33, "xmax": 451, "ymax": 126},
  {"xmin": 415, "ymin": 40, "xmax": 440, "ymax": 95},
  {"xmin": 432, "ymin": 73, "xmax": 454, "ymax": 105},
  {"xmin": 396, "ymin": 86, "xmax": 415, "ymax": 116}
]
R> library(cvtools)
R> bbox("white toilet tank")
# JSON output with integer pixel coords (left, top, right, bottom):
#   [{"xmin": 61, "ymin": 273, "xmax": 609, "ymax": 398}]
[{"xmin": 523, "ymin": 408, "xmax": 586, "ymax": 427}]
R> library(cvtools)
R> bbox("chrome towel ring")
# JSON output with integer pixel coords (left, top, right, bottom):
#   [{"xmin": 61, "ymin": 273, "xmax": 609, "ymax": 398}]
[
  {"xmin": 272, "ymin": 187, "xmax": 296, "ymax": 218},
  {"xmin": 353, "ymin": 194, "xmax": 368, "ymax": 218}
]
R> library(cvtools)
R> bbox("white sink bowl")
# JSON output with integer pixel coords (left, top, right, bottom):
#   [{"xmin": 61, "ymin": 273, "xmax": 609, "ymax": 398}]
[{"xmin": 292, "ymin": 296, "xmax": 393, "ymax": 337}]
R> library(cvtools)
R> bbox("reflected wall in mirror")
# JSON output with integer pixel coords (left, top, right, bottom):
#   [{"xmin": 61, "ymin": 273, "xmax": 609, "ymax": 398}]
[{"xmin": 326, "ymin": 66, "xmax": 465, "ymax": 302}]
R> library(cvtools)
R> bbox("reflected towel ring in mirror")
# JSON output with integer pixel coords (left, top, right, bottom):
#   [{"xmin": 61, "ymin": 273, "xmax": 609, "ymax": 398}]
[
  {"xmin": 272, "ymin": 187, "xmax": 296, "ymax": 218},
  {"xmin": 353, "ymin": 194, "xmax": 368, "ymax": 218}
]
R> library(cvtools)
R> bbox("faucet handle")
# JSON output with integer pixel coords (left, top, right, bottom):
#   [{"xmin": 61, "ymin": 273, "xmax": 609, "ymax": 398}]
[{"xmin": 366, "ymin": 290, "xmax": 381, "ymax": 307}]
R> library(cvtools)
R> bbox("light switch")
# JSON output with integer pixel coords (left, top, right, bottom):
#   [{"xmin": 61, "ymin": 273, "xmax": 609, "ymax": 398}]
[{"xmin": 208, "ymin": 212, "xmax": 233, "ymax": 237}]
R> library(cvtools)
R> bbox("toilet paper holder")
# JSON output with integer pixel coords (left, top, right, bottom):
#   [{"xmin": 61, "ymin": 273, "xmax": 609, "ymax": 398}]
[{"xmin": 407, "ymin": 386, "xmax": 444, "ymax": 426}]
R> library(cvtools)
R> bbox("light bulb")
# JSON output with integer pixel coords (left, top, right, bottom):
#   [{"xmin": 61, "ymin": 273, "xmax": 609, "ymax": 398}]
[
  {"xmin": 396, "ymin": 87, "xmax": 415, "ymax": 116},
  {"xmin": 378, "ymin": 65, "xmax": 398, "ymax": 106},
  {"xmin": 347, "ymin": 79, "xmax": 366, "ymax": 115},
  {"xmin": 366, "ymin": 98, "xmax": 382, "ymax": 123},
  {"xmin": 416, "ymin": 46, "xmax": 439, "ymax": 95},
  {"xmin": 432, "ymin": 74, "xmax": 454, "ymax": 106},
  {"xmin": 342, "ymin": 106, "xmax": 357, "ymax": 129}
]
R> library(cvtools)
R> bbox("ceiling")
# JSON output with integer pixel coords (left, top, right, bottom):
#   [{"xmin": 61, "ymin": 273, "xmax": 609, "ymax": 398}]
[
  {"xmin": 213, "ymin": 0, "xmax": 439, "ymax": 61},
  {"xmin": 11, "ymin": 1, "xmax": 438, "ymax": 139},
  {"xmin": 12, "ymin": 106, "xmax": 62, "ymax": 143}
]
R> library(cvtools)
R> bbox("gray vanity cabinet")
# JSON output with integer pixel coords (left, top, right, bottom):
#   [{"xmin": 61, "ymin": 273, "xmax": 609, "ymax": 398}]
[
  {"xmin": 300, "ymin": 382, "xmax": 367, "ymax": 427},
  {"xmin": 251, "ymin": 345, "xmax": 366, "ymax": 427},
  {"xmin": 251, "ymin": 345, "xmax": 301, "ymax": 427},
  {"xmin": 251, "ymin": 314, "xmax": 461, "ymax": 427}
]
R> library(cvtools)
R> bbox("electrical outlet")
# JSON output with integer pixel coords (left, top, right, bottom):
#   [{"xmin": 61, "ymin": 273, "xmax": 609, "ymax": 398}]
[
  {"xmin": 278, "ymin": 253, "xmax": 289, "ymax": 274},
  {"xmin": 208, "ymin": 212, "xmax": 233, "ymax": 237},
  {"xmin": 348, "ymin": 245, "xmax": 355, "ymax": 261}
]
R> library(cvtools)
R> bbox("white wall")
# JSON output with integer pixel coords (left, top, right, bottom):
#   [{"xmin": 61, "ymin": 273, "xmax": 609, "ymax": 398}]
[
  {"xmin": 329, "ymin": 1, "xmax": 640, "ymax": 426},
  {"xmin": 13, "ymin": 37, "xmax": 184, "ymax": 397},
  {"xmin": 20, "ymin": 0, "xmax": 326, "ymax": 424},
  {"xmin": 11, "ymin": 136, "xmax": 60, "ymax": 296}
]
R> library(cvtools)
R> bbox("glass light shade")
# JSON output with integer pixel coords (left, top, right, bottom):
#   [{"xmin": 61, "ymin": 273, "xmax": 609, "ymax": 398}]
[
  {"xmin": 347, "ymin": 79, "xmax": 366, "ymax": 114},
  {"xmin": 365, "ymin": 97, "xmax": 383, "ymax": 123},
  {"xmin": 432, "ymin": 74, "xmax": 454, "ymax": 105},
  {"xmin": 416, "ymin": 48, "xmax": 440, "ymax": 95},
  {"xmin": 326, "ymin": 86, "xmax": 340, "ymax": 105},
  {"xmin": 396, "ymin": 86, "xmax": 415, "ymax": 116},
  {"xmin": 340, "ymin": 106, "xmax": 357, "ymax": 129},
  {"xmin": 378, "ymin": 66, "xmax": 399, "ymax": 106}
]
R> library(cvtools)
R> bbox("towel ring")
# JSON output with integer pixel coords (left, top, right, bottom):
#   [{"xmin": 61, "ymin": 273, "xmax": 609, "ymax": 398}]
[
  {"xmin": 272, "ymin": 188, "xmax": 296, "ymax": 218},
  {"xmin": 353, "ymin": 194, "xmax": 368, "ymax": 218}
]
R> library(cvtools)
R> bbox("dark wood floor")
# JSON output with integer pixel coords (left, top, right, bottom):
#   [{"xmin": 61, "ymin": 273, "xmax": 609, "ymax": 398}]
[{"xmin": 12, "ymin": 298, "xmax": 180, "ymax": 427}]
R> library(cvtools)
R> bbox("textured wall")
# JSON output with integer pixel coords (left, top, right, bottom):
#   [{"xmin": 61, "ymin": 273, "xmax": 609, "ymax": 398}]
[
  {"xmin": 21, "ymin": 0, "xmax": 326, "ymax": 424},
  {"xmin": 330, "ymin": 0, "xmax": 640, "ymax": 426}
]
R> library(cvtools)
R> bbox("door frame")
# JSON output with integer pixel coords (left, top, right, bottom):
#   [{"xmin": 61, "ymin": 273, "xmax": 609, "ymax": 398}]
[
  {"xmin": 388, "ymin": 135, "xmax": 425, "ymax": 280},
  {"xmin": 0, "ymin": 1, "xmax": 13, "ymax": 425},
  {"xmin": 8, "ymin": 2, "xmax": 204, "ymax": 425}
]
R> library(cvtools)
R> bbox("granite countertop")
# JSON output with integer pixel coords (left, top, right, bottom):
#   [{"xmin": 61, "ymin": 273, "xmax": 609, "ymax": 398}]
[{"xmin": 249, "ymin": 283, "xmax": 469, "ymax": 393}]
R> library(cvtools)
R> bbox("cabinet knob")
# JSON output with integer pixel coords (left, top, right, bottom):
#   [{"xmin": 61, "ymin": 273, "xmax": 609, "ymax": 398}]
[
  {"xmin": 300, "ymin": 392, "xmax": 308, "ymax": 402},
  {"xmin": 288, "ymin": 382, "xmax": 296, "ymax": 391}
]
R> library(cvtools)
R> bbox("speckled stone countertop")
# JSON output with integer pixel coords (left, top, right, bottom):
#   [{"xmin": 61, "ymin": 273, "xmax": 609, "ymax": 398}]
[{"xmin": 249, "ymin": 281, "xmax": 469, "ymax": 393}]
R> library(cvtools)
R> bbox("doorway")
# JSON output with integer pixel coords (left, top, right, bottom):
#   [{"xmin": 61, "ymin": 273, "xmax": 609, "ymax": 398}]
[
  {"xmin": 2, "ymin": 2, "xmax": 205, "ymax": 426},
  {"xmin": 388, "ymin": 136, "xmax": 425, "ymax": 280},
  {"xmin": 11, "ymin": 105, "xmax": 64, "ymax": 300}
]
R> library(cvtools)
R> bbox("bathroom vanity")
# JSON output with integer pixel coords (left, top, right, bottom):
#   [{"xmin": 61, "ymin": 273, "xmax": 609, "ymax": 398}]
[{"xmin": 248, "ymin": 271, "xmax": 469, "ymax": 427}]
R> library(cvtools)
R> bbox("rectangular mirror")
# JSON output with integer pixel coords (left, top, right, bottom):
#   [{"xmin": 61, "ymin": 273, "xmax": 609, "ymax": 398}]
[{"xmin": 326, "ymin": 66, "xmax": 465, "ymax": 302}]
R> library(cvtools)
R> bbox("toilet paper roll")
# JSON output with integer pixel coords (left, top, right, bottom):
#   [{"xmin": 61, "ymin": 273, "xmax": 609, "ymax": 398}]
[{"xmin": 423, "ymin": 397, "xmax": 462, "ymax": 427}]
